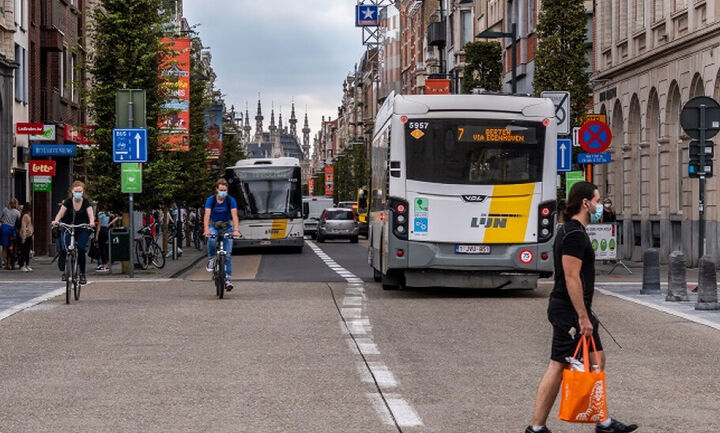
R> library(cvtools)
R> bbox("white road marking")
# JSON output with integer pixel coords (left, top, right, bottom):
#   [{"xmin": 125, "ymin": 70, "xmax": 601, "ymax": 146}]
[
  {"xmin": 0, "ymin": 288, "xmax": 64, "ymax": 322},
  {"xmin": 343, "ymin": 296, "xmax": 363, "ymax": 306},
  {"xmin": 366, "ymin": 393, "xmax": 395, "ymax": 425},
  {"xmin": 341, "ymin": 307, "xmax": 362, "ymax": 318},
  {"xmin": 367, "ymin": 362, "xmax": 398, "ymax": 388},
  {"xmin": 385, "ymin": 394, "xmax": 424, "ymax": 427}
]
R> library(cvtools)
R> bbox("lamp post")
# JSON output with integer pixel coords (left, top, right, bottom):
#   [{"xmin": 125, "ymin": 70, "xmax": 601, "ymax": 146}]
[{"xmin": 476, "ymin": 22, "xmax": 517, "ymax": 94}]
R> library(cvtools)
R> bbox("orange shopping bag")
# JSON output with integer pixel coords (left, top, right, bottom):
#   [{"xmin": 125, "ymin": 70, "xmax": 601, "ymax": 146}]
[{"xmin": 558, "ymin": 335, "xmax": 608, "ymax": 423}]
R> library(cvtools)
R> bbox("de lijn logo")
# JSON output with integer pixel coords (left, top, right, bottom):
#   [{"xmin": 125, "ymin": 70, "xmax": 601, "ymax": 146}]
[{"xmin": 471, "ymin": 213, "xmax": 522, "ymax": 229}]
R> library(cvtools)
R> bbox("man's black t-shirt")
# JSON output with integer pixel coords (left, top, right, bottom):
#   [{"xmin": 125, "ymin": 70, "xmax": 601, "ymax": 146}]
[
  {"xmin": 61, "ymin": 198, "xmax": 91, "ymax": 225},
  {"xmin": 551, "ymin": 219, "xmax": 595, "ymax": 307}
]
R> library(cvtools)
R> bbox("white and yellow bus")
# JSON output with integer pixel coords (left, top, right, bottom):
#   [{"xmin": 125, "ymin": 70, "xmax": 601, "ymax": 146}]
[
  {"xmin": 368, "ymin": 93, "xmax": 558, "ymax": 289},
  {"xmin": 226, "ymin": 157, "xmax": 305, "ymax": 253}
]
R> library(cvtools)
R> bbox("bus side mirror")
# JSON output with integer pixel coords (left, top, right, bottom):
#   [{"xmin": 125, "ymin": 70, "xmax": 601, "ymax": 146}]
[{"xmin": 302, "ymin": 203, "xmax": 309, "ymax": 219}]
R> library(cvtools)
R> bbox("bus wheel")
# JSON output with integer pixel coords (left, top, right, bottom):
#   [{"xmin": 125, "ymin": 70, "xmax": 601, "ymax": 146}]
[
  {"xmin": 381, "ymin": 271, "xmax": 401, "ymax": 290},
  {"xmin": 373, "ymin": 268, "xmax": 382, "ymax": 283}
]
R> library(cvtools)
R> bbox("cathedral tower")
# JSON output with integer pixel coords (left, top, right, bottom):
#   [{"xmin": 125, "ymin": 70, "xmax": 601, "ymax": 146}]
[
  {"xmin": 289, "ymin": 100, "xmax": 298, "ymax": 138},
  {"xmin": 302, "ymin": 110, "xmax": 311, "ymax": 160},
  {"xmin": 255, "ymin": 97, "xmax": 264, "ymax": 142}
]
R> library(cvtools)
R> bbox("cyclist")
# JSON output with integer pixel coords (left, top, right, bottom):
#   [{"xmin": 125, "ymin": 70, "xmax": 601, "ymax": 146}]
[
  {"xmin": 52, "ymin": 181, "xmax": 95, "ymax": 284},
  {"xmin": 203, "ymin": 178, "xmax": 241, "ymax": 291}
]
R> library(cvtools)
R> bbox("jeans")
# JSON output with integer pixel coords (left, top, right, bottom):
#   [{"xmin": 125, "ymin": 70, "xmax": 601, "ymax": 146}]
[
  {"xmin": 207, "ymin": 225, "xmax": 232, "ymax": 277},
  {"xmin": 58, "ymin": 229, "xmax": 90, "ymax": 275},
  {"xmin": 97, "ymin": 227, "xmax": 109, "ymax": 266},
  {"xmin": 18, "ymin": 236, "xmax": 32, "ymax": 268}
]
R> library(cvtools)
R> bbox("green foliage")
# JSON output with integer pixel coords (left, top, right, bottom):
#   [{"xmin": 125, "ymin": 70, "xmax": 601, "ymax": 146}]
[
  {"xmin": 312, "ymin": 172, "xmax": 325, "ymax": 196},
  {"xmin": 533, "ymin": 0, "xmax": 591, "ymax": 127},
  {"xmin": 462, "ymin": 41, "xmax": 503, "ymax": 93},
  {"xmin": 332, "ymin": 142, "xmax": 369, "ymax": 202}
]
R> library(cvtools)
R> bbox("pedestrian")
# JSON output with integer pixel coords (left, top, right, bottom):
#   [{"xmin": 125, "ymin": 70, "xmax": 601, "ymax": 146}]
[
  {"xmin": 95, "ymin": 207, "xmax": 119, "ymax": 272},
  {"xmin": 601, "ymin": 198, "xmax": 616, "ymax": 223},
  {"xmin": 525, "ymin": 182, "xmax": 638, "ymax": 433},
  {"xmin": 51, "ymin": 181, "xmax": 95, "ymax": 284},
  {"xmin": 18, "ymin": 201, "xmax": 34, "ymax": 272},
  {"xmin": 1, "ymin": 198, "xmax": 21, "ymax": 270}
]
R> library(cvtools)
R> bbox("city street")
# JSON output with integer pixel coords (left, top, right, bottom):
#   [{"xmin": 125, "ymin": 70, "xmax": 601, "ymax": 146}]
[{"xmin": 1, "ymin": 240, "xmax": 719, "ymax": 432}]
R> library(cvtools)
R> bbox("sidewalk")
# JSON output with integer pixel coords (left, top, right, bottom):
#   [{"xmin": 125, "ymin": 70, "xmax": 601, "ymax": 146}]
[{"xmin": 0, "ymin": 245, "xmax": 205, "ymax": 282}]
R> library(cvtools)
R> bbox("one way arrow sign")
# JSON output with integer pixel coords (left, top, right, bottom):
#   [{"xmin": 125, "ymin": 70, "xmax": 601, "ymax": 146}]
[
  {"xmin": 113, "ymin": 128, "xmax": 148, "ymax": 163},
  {"xmin": 557, "ymin": 139, "xmax": 572, "ymax": 172}
]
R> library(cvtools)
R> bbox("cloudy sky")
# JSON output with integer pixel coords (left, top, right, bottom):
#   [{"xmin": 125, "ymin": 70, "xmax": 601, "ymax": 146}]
[{"xmin": 183, "ymin": 0, "xmax": 368, "ymax": 141}]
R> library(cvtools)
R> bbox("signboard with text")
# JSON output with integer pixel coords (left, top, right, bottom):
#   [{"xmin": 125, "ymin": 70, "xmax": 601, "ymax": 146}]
[
  {"xmin": 158, "ymin": 37, "xmax": 191, "ymax": 151},
  {"xmin": 16, "ymin": 122, "xmax": 44, "ymax": 135},
  {"xmin": 29, "ymin": 160, "xmax": 56, "ymax": 176},
  {"xmin": 31, "ymin": 144, "xmax": 76, "ymax": 157},
  {"xmin": 204, "ymin": 104, "xmax": 223, "ymax": 161},
  {"xmin": 113, "ymin": 129, "xmax": 148, "ymax": 163},
  {"xmin": 356, "ymin": 4, "xmax": 379, "ymax": 26},
  {"xmin": 586, "ymin": 223, "xmax": 618, "ymax": 260},
  {"xmin": 121, "ymin": 163, "xmax": 143, "ymax": 193},
  {"xmin": 324, "ymin": 166, "xmax": 335, "ymax": 197},
  {"xmin": 29, "ymin": 124, "xmax": 56, "ymax": 141}
]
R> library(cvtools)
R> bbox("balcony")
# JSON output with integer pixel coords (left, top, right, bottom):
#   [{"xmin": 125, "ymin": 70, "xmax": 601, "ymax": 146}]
[
  {"xmin": 40, "ymin": 0, "xmax": 64, "ymax": 52},
  {"xmin": 41, "ymin": 88, "xmax": 62, "ymax": 124}
]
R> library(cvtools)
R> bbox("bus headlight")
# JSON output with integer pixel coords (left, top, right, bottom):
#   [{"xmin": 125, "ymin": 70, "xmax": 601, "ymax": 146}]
[{"xmin": 397, "ymin": 215, "xmax": 406, "ymax": 224}]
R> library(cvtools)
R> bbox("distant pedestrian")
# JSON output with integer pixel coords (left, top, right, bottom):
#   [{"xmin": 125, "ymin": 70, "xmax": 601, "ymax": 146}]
[
  {"xmin": 18, "ymin": 201, "xmax": 34, "ymax": 272},
  {"xmin": 524, "ymin": 182, "xmax": 638, "ymax": 433},
  {"xmin": 95, "ymin": 207, "xmax": 119, "ymax": 272},
  {"xmin": 1, "ymin": 198, "xmax": 21, "ymax": 270},
  {"xmin": 601, "ymin": 198, "xmax": 616, "ymax": 223}
]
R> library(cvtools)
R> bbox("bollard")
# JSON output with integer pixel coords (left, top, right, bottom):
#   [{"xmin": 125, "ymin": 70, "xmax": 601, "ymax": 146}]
[
  {"xmin": 666, "ymin": 250, "xmax": 689, "ymax": 302},
  {"xmin": 696, "ymin": 255, "xmax": 720, "ymax": 311},
  {"xmin": 641, "ymin": 248, "xmax": 661, "ymax": 294}
]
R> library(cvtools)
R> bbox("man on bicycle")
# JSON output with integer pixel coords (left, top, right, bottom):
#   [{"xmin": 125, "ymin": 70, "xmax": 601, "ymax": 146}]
[{"xmin": 204, "ymin": 178, "xmax": 241, "ymax": 291}]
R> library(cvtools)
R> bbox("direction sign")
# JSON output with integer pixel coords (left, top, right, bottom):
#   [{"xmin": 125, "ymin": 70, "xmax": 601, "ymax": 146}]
[
  {"xmin": 680, "ymin": 96, "xmax": 720, "ymax": 139},
  {"xmin": 121, "ymin": 163, "xmax": 142, "ymax": 193},
  {"xmin": 578, "ymin": 153, "xmax": 611, "ymax": 164},
  {"xmin": 355, "ymin": 4, "xmax": 379, "ymax": 26},
  {"xmin": 541, "ymin": 91, "xmax": 570, "ymax": 135},
  {"xmin": 557, "ymin": 139, "xmax": 572, "ymax": 172},
  {"xmin": 579, "ymin": 120, "xmax": 612, "ymax": 153},
  {"xmin": 113, "ymin": 128, "xmax": 148, "ymax": 163}
]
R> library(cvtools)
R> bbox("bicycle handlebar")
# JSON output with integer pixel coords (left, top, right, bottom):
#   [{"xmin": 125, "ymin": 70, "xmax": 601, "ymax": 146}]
[{"xmin": 54, "ymin": 223, "xmax": 91, "ymax": 230}]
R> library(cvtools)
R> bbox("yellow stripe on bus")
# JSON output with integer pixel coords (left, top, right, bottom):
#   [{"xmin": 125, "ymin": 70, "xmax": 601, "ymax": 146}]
[
  {"xmin": 482, "ymin": 183, "xmax": 535, "ymax": 244},
  {"xmin": 270, "ymin": 219, "xmax": 288, "ymax": 239}
]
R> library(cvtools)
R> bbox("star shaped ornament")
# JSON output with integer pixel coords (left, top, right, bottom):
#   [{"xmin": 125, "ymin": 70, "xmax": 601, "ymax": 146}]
[{"xmin": 363, "ymin": 7, "xmax": 375, "ymax": 20}]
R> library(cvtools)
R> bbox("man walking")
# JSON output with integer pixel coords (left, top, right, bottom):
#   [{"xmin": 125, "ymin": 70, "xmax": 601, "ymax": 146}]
[{"xmin": 525, "ymin": 182, "xmax": 638, "ymax": 433}]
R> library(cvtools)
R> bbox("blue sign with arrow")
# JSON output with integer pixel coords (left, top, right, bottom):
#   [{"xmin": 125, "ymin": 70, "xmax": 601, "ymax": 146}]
[
  {"xmin": 557, "ymin": 139, "xmax": 572, "ymax": 172},
  {"xmin": 577, "ymin": 152, "xmax": 611, "ymax": 164},
  {"xmin": 113, "ymin": 128, "xmax": 148, "ymax": 163},
  {"xmin": 356, "ymin": 4, "xmax": 379, "ymax": 26}
]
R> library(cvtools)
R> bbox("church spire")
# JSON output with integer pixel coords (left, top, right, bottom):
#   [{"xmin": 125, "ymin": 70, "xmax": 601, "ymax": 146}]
[
  {"xmin": 302, "ymin": 108, "xmax": 311, "ymax": 160},
  {"xmin": 269, "ymin": 102, "xmax": 277, "ymax": 135},
  {"xmin": 289, "ymin": 98, "xmax": 298, "ymax": 138},
  {"xmin": 255, "ymin": 95, "xmax": 264, "ymax": 139},
  {"xmin": 243, "ymin": 102, "xmax": 252, "ymax": 142},
  {"xmin": 278, "ymin": 106, "xmax": 284, "ymax": 131}
]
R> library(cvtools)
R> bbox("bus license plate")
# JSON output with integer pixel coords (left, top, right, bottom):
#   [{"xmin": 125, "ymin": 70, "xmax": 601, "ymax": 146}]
[
  {"xmin": 261, "ymin": 240, "xmax": 271, "ymax": 246},
  {"xmin": 455, "ymin": 245, "xmax": 490, "ymax": 254}
]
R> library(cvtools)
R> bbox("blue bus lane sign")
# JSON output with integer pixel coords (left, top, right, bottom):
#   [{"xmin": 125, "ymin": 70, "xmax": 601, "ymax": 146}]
[{"xmin": 557, "ymin": 139, "xmax": 572, "ymax": 172}]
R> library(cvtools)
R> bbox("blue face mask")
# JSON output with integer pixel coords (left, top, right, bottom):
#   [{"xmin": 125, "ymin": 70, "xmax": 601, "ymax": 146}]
[
  {"xmin": 73, "ymin": 192, "xmax": 83, "ymax": 200},
  {"xmin": 590, "ymin": 203, "xmax": 603, "ymax": 223},
  {"xmin": 218, "ymin": 191, "xmax": 228, "ymax": 199}
]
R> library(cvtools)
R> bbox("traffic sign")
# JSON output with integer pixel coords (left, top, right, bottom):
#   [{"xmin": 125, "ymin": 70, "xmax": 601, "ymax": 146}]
[
  {"xmin": 584, "ymin": 113, "xmax": 607, "ymax": 124},
  {"xmin": 578, "ymin": 120, "xmax": 612, "ymax": 153},
  {"xmin": 565, "ymin": 171, "xmax": 585, "ymax": 198},
  {"xmin": 541, "ymin": 91, "xmax": 570, "ymax": 135},
  {"xmin": 113, "ymin": 129, "xmax": 148, "ymax": 163},
  {"xmin": 680, "ymin": 96, "xmax": 720, "ymax": 139},
  {"xmin": 572, "ymin": 127, "xmax": 580, "ymax": 147},
  {"xmin": 689, "ymin": 160, "xmax": 713, "ymax": 178},
  {"xmin": 557, "ymin": 139, "xmax": 572, "ymax": 172},
  {"xmin": 578, "ymin": 153, "xmax": 611, "ymax": 164},
  {"xmin": 689, "ymin": 140, "xmax": 714, "ymax": 159},
  {"xmin": 355, "ymin": 4, "xmax": 379, "ymax": 26},
  {"xmin": 121, "ymin": 163, "xmax": 143, "ymax": 193}
]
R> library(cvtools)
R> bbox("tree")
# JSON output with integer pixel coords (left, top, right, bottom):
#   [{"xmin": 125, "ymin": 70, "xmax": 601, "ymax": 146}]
[
  {"xmin": 462, "ymin": 41, "xmax": 503, "ymax": 93},
  {"xmin": 533, "ymin": 0, "xmax": 591, "ymax": 127}
]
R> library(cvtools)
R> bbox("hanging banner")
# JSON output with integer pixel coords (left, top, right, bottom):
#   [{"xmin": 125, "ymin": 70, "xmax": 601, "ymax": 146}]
[
  {"xmin": 204, "ymin": 104, "xmax": 223, "ymax": 161},
  {"xmin": 309, "ymin": 178, "xmax": 315, "ymax": 196},
  {"xmin": 425, "ymin": 78, "xmax": 451, "ymax": 94},
  {"xmin": 158, "ymin": 37, "xmax": 191, "ymax": 151},
  {"xmin": 324, "ymin": 166, "xmax": 334, "ymax": 197}
]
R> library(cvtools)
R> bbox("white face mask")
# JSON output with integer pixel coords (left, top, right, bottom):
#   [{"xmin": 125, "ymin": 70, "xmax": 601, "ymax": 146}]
[{"xmin": 604, "ymin": 203, "xmax": 611, "ymax": 209}]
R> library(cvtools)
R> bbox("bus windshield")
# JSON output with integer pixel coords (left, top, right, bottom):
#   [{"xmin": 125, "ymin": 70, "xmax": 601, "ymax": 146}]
[
  {"xmin": 405, "ymin": 119, "xmax": 545, "ymax": 185},
  {"xmin": 233, "ymin": 167, "xmax": 301, "ymax": 218}
]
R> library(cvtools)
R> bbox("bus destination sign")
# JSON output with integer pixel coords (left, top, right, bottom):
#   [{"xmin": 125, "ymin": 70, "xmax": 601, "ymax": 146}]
[{"xmin": 457, "ymin": 126, "xmax": 536, "ymax": 143}]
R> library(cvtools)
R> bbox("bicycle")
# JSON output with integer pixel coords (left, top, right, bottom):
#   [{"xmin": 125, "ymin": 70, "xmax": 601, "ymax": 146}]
[
  {"xmin": 56, "ymin": 223, "xmax": 91, "ymax": 304},
  {"xmin": 208, "ymin": 222, "xmax": 236, "ymax": 299},
  {"xmin": 135, "ymin": 225, "xmax": 165, "ymax": 270}
]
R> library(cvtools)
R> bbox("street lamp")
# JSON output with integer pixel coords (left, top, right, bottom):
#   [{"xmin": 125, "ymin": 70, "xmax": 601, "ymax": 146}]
[{"xmin": 476, "ymin": 22, "xmax": 517, "ymax": 94}]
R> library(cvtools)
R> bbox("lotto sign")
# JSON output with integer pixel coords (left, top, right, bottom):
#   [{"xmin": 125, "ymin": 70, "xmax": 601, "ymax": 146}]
[
  {"xmin": 29, "ymin": 160, "xmax": 56, "ymax": 176},
  {"xmin": 519, "ymin": 249, "xmax": 534, "ymax": 264},
  {"xmin": 586, "ymin": 223, "xmax": 617, "ymax": 260}
]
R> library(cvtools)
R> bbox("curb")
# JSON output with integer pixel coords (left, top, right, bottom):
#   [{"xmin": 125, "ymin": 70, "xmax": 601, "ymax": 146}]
[{"xmin": 169, "ymin": 253, "xmax": 206, "ymax": 279}]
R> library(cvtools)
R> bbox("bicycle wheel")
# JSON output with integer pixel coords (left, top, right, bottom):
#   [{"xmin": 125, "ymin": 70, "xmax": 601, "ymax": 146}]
[
  {"xmin": 73, "ymin": 254, "xmax": 81, "ymax": 301},
  {"xmin": 65, "ymin": 254, "xmax": 72, "ymax": 304},
  {"xmin": 216, "ymin": 254, "xmax": 225, "ymax": 299},
  {"xmin": 151, "ymin": 242, "xmax": 166, "ymax": 269},
  {"xmin": 135, "ymin": 241, "xmax": 149, "ymax": 270}
]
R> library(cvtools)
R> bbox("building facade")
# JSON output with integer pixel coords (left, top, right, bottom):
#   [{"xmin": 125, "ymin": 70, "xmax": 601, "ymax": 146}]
[
  {"xmin": 243, "ymin": 99, "xmax": 305, "ymax": 162},
  {"xmin": 0, "ymin": 0, "xmax": 17, "ymax": 203},
  {"xmin": 592, "ymin": 0, "xmax": 719, "ymax": 265}
]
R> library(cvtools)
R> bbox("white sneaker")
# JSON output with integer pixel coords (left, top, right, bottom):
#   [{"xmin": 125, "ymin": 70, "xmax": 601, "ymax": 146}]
[
  {"xmin": 21, "ymin": 266, "xmax": 29, "ymax": 272},
  {"xmin": 205, "ymin": 258, "xmax": 215, "ymax": 272},
  {"xmin": 26, "ymin": 266, "xmax": 33, "ymax": 272},
  {"xmin": 225, "ymin": 276, "xmax": 233, "ymax": 292}
]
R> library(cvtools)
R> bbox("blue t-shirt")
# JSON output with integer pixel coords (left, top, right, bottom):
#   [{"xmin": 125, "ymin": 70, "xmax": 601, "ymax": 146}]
[
  {"xmin": 98, "ymin": 211, "xmax": 110, "ymax": 227},
  {"xmin": 205, "ymin": 195, "xmax": 237, "ymax": 222}
]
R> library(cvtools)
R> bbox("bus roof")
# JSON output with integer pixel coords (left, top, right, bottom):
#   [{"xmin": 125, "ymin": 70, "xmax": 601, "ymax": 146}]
[{"xmin": 229, "ymin": 157, "xmax": 301, "ymax": 169}]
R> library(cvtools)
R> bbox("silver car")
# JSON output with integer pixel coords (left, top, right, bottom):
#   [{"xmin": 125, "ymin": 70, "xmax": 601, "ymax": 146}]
[{"xmin": 317, "ymin": 208, "xmax": 359, "ymax": 243}]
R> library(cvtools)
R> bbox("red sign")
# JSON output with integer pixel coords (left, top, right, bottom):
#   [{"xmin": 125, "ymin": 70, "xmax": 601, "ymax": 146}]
[
  {"xmin": 579, "ymin": 120, "xmax": 612, "ymax": 154},
  {"xmin": 519, "ymin": 249, "xmax": 534, "ymax": 264},
  {"xmin": 309, "ymin": 178, "xmax": 315, "ymax": 196},
  {"xmin": 425, "ymin": 79, "xmax": 451, "ymax": 94},
  {"xmin": 29, "ymin": 160, "xmax": 56, "ymax": 176},
  {"xmin": 158, "ymin": 37, "xmax": 191, "ymax": 151},
  {"xmin": 64, "ymin": 125, "xmax": 97, "ymax": 146},
  {"xmin": 324, "ymin": 166, "xmax": 334, "ymax": 197},
  {"xmin": 16, "ymin": 123, "xmax": 44, "ymax": 135}
]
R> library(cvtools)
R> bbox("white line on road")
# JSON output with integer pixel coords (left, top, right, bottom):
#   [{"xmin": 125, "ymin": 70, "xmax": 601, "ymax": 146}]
[{"xmin": 0, "ymin": 287, "xmax": 64, "ymax": 322}]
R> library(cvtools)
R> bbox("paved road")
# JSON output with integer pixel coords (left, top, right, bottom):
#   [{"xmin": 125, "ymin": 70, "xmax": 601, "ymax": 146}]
[{"xmin": 0, "ymin": 240, "xmax": 719, "ymax": 432}]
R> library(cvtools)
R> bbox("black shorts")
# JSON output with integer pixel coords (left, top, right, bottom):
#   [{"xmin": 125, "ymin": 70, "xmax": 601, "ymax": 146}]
[{"xmin": 547, "ymin": 297, "xmax": 603, "ymax": 363}]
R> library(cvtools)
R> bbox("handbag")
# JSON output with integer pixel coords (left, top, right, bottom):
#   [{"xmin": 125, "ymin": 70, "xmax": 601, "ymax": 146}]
[
  {"xmin": 88, "ymin": 238, "xmax": 98, "ymax": 260},
  {"xmin": 558, "ymin": 335, "xmax": 608, "ymax": 423}
]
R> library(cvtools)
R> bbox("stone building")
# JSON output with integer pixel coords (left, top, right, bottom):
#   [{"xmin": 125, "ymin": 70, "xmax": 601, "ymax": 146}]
[
  {"xmin": 0, "ymin": 0, "xmax": 17, "ymax": 203},
  {"xmin": 591, "ymin": 0, "xmax": 719, "ymax": 265},
  {"xmin": 243, "ymin": 98, "xmax": 305, "ymax": 162}
]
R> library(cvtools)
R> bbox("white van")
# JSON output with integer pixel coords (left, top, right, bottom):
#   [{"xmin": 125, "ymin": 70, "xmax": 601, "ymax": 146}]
[{"xmin": 302, "ymin": 196, "xmax": 334, "ymax": 239}]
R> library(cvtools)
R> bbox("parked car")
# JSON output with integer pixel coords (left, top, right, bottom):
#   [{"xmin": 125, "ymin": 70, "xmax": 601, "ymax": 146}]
[{"xmin": 317, "ymin": 208, "xmax": 359, "ymax": 243}]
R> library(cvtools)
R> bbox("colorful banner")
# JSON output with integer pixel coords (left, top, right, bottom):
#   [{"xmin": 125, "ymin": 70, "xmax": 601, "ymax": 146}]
[
  {"xmin": 586, "ymin": 223, "xmax": 617, "ymax": 260},
  {"xmin": 204, "ymin": 104, "xmax": 223, "ymax": 161},
  {"xmin": 309, "ymin": 178, "xmax": 314, "ymax": 196},
  {"xmin": 64, "ymin": 124, "xmax": 97, "ymax": 146},
  {"xmin": 425, "ymin": 78, "xmax": 451, "ymax": 94},
  {"xmin": 324, "ymin": 166, "xmax": 334, "ymax": 197},
  {"xmin": 158, "ymin": 37, "xmax": 191, "ymax": 151}
]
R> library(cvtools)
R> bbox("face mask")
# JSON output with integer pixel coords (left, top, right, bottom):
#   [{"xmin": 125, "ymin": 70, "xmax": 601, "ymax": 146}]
[
  {"xmin": 590, "ymin": 203, "xmax": 603, "ymax": 223},
  {"xmin": 170, "ymin": 210, "xmax": 177, "ymax": 216},
  {"xmin": 73, "ymin": 192, "xmax": 83, "ymax": 200},
  {"xmin": 604, "ymin": 203, "xmax": 611, "ymax": 209},
  {"xmin": 218, "ymin": 191, "xmax": 228, "ymax": 199}
]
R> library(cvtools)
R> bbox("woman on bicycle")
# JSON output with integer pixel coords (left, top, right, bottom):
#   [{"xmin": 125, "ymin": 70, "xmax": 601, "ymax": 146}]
[
  {"xmin": 52, "ymin": 181, "xmax": 95, "ymax": 284},
  {"xmin": 204, "ymin": 178, "xmax": 241, "ymax": 291}
]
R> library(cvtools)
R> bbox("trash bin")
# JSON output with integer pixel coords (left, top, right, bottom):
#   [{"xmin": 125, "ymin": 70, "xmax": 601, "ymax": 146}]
[{"xmin": 109, "ymin": 227, "xmax": 130, "ymax": 262}]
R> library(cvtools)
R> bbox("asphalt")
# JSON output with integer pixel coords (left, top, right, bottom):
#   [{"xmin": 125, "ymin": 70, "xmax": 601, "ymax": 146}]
[{"xmin": 0, "ymin": 240, "xmax": 719, "ymax": 432}]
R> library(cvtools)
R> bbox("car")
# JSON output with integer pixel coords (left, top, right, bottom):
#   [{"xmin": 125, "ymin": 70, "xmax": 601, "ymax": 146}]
[
  {"xmin": 337, "ymin": 201, "xmax": 358, "ymax": 212},
  {"xmin": 316, "ymin": 208, "xmax": 359, "ymax": 243}
]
